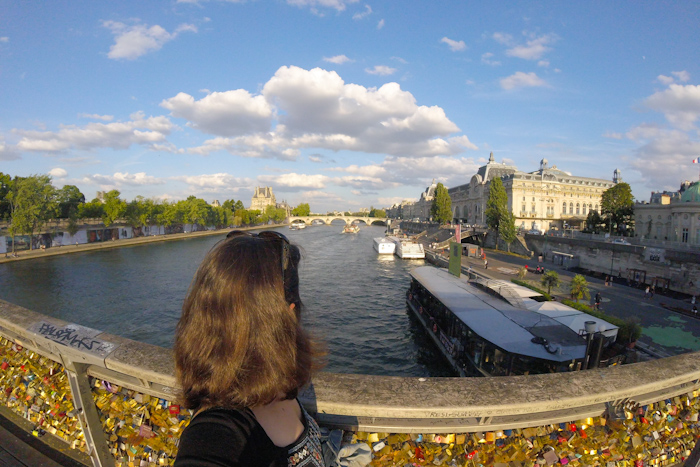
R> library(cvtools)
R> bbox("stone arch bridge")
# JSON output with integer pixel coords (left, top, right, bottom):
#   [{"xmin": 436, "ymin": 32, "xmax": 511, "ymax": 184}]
[{"xmin": 287, "ymin": 216, "xmax": 388, "ymax": 226}]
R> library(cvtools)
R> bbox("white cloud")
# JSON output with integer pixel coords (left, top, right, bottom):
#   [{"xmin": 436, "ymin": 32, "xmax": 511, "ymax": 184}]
[
  {"xmin": 103, "ymin": 20, "xmax": 197, "ymax": 60},
  {"xmin": 161, "ymin": 90, "xmax": 273, "ymax": 136},
  {"xmin": 365, "ymin": 65, "xmax": 397, "ymax": 75},
  {"xmin": 500, "ymin": 71, "xmax": 547, "ymax": 90},
  {"xmin": 259, "ymin": 173, "xmax": 330, "ymax": 189},
  {"xmin": 377, "ymin": 19, "xmax": 384, "ymax": 29},
  {"xmin": 672, "ymin": 70, "xmax": 691, "ymax": 82},
  {"xmin": 174, "ymin": 173, "xmax": 252, "ymax": 188},
  {"xmin": 657, "ymin": 75, "xmax": 675, "ymax": 85},
  {"xmin": 603, "ymin": 131, "xmax": 623, "ymax": 140},
  {"xmin": 481, "ymin": 52, "xmax": 500, "ymax": 66},
  {"xmin": 441, "ymin": 37, "xmax": 466, "ymax": 52},
  {"xmin": 323, "ymin": 54, "xmax": 353, "ymax": 64},
  {"xmin": 0, "ymin": 37, "xmax": 9, "ymax": 43},
  {"xmin": 49, "ymin": 168, "xmax": 68, "ymax": 178},
  {"xmin": 352, "ymin": 4, "xmax": 371, "ymax": 19},
  {"xmin": 492, "ymin": 32, "xmax": 513, "ymax": 45},
  {"xmin": 645, "ymin": 84, "xmax": 700, "ymax": 130},
  {"xmin": 0, "ymin": 141, "xmax": 20, "ymax": 161},
  {"xmin": 286, "ymin": 0, "xmax": 359, "ymax": 12},
  {"xmin": 537, "ymin": 60, "xmax": 549, "ymax": 67},
  {"xmin": 83, "ymin": 172, "xmax": 166, "ymax": 187},
  {"xmin": 79, "ymin": 113, "xmax": 114, "ymax": 121},
  {"xmin": 15, "ymin": 112, "xmax": 174, "ymax": 153},
  {"xmin": 506, "ymin": 32, "xmax": 557, "ymax": 60}
]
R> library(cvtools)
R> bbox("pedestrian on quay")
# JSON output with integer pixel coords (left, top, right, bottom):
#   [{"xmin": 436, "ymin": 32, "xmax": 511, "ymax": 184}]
[
  {"xmin": 605, "ymin": 276, "xmax": 609, "ymax": 287},
  {"xmin": 595, "ymin": 291, "xmax": 602, "ymax": 311},
  {"xmin": 644, "ymin": 286, "xmax": 650, "ymax": 299},
  {"xmin": 174, "ymin": 230, "xmax": 327, "ymax": 466},
  {"xmin": 484, "ymin": 259, "xmax": 488, "ymax": 269},
  {"xmin": 692, "ymin": 295, "xmax": 696, "ymax": 307}
]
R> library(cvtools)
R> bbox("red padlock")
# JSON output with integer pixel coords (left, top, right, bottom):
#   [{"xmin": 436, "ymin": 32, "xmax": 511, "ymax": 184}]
[
  {"xmin": 169, "ymin": 405, "xmax": 180, "ymax": 415},
  {"xmin": 1, "ymin": 361, "xmax": 8, "ymax": 370}
]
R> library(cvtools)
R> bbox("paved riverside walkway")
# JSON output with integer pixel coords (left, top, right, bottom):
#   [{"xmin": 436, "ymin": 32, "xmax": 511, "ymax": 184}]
[{"xmin": 425, "ymin": 240, "xmax": 700, "ymax": 359}]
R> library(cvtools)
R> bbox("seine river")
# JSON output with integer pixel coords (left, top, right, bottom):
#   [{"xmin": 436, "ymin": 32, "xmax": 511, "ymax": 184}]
[{"xmin": 0, "ymin": 223, "xmax": 453, "ymax": 377}]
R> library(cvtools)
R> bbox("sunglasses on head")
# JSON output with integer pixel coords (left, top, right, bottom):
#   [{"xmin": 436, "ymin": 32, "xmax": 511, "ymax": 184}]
[{"xmin": 225, "ymin": 230, "xmax": 290, "ymax": 274}]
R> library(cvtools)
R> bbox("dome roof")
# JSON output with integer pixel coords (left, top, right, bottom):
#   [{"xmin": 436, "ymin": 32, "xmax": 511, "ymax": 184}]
[{"xmin": 681, "ymin": 182, "xmax": 700, "ymax": 202}]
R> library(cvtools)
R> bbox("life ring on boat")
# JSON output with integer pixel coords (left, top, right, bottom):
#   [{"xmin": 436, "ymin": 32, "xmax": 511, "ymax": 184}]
[
  {"xmin": 408, "ymin": 293, "xmax": 413, "ymax": 300},
  {"xmin": 433, "ymin": 324, "xmax": 438, "ymax": 333}
]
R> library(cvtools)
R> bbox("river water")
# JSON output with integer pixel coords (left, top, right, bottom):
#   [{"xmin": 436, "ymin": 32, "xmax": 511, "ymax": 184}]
[{"xmin": 0, "ymin": 223, "xmax": 453, "ymax": 377}]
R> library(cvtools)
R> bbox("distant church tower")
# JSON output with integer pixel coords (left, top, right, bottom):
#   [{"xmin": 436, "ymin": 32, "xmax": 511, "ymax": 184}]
[{"xmin": 613, "ymin": 168, "xmax": 622, "ymax": 184}]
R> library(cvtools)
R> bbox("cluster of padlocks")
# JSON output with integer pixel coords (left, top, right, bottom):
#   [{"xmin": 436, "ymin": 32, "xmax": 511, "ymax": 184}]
[
  {"xmin": 356, "ymin": 392, "xmax": 700, "ymax": 466},
  {"xmin": 0, "ymin": 337, "xmax": 86, "ymax": 451},
  {"xmin": 92, "ymin": 378, "xmax": 192, "ymax": 466},
  {"xmin": 0, "ymin": 334, "xmax": 698, "ymax": 467}
]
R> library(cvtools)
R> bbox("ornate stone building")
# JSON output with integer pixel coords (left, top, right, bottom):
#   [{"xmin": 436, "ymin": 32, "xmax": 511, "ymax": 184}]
[
  {"xmin": 635, "ymin": 181, "xmax": 700, "ymax": 243},
  {"xmin": 250, "ymin": 186, "xmax": 276, "ymax": 212},
  {"xmin": 386, "ymin": 180, "xmax": 438, "ymax": 220},
  {"xmin": 449, "ymin": 153, "xmax": 616, "ymax": 231}
]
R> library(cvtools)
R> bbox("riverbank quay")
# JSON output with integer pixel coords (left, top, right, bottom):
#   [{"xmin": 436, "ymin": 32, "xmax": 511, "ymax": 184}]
[
  {"xmin": 424, "ymin": 242, "xmax": 700, "ymax": 360},
  {"xmin": 0, "ymin": 299, "xmax": 698, "ymax": 466},
  {"xmin": 0, "ymin": 224, "xmax": 277, "ymax": 265}
]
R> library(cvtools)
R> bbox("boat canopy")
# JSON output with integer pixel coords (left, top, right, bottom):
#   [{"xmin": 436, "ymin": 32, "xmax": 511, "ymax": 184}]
[{"xmin": 409, "ymin": 266, "xmax": 619, "ymax": 363}]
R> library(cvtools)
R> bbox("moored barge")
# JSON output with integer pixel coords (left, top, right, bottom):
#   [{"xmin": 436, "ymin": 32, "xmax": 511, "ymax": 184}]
[{"xmin": 407, "ymin": 266, "xmax": 621, "ymax": 377}]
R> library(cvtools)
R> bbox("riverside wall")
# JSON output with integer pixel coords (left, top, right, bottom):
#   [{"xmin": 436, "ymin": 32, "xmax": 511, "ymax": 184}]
[{"xmin": 0, "ymin": 299, "xmax": 699, "ymax": 467}]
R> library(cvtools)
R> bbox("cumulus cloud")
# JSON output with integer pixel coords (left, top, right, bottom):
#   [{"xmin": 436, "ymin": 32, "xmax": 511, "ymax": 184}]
[
  {"xmin": 537, "ymin": 60, "xmax": 549, "ymax": 67},
  {"xmin": 673, "ymin": 71, "xmax": 691, "ymax": 82},
  {"xmin": 0, "ymin": 37, "xmax": 9, "ymax": 43},
  {"xmin": 15, "ymin": 112, "xmax": 174, "ymax": 153},
  {"xmin": 493, "ymin": 31, "xmax": 557, "ymax": 60},
  {"xmin": 352, "ymin": 4, "xmax": 371, "ymax": 19},
  {"xmin": 79, "ymin": 113, "xmax": 114, "ymax": 121},
  {"xmin": 500, "ymin": 71, "xmax": 547, "ymax": 90},
  {"xmin": 377, "ymin": 19, "xmax": 384, "ymax": 29},
  {"xmin": 645, "ymin": 84, "xmax": 700, "ymax": 130},
  {"xmin": 657, "ymin": 75, "xmax": 675, "ymax": 85},
  {"xmin": 103, "ymin": 20, "xmax": 197, "ymax": 60},
  {"xmin": 365, "ymin": 65, "xmax": 396, "ymax": 76},
  {"xmin": 83, "ymin": 172, "xmax": 166, "ymax": 187},
  {"xmin": 173, "ymin": 173, "xmax": 252, "ymax": 188},
  {"xmin": 49, "ymin": 168, "xmax": 67, "ymax": 178},
  {"xmin": 259, "ymin": 173, "xmax": 330, "ymax": 189},
  {"xmin": 0, "ymin": 141, "xmax": 20, "ymax": 161},
  {"xmin": 481, "ymin": 52, "xmax": 500, "ymax": 66},
  {"xmin": 161, "ymin": 90, "xmax": 273, "ymax": 136},
  {"xmin": 441, "ymin": 37, "xmax": 466, "ymax": 52},
  {"xmin": 323, "ymin": 54, "xmax": 353, "ymax": 64},
  {"xmin": 286, "ymin": 0, "xmax": 359, "ymax": 12}
]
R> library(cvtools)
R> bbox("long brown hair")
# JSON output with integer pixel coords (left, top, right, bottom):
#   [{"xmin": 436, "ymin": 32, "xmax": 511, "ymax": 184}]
[{"xmin": 175, "ymin": 233, "xmax": 322, "ymax": 410}]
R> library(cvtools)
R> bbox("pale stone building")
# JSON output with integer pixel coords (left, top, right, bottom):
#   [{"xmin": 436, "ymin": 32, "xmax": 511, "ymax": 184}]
[
  {"xmin": 386, "ymin": 180, "xmax": 438, "ymax": 220},
  {"xmin": 635, "ymin": 181, "xmax": 700, "ymax": 243},
  {"xmin": 449, "ymin": 153, "xmax": 615, "ymax": 231},
  {"xmin": 250, "ymin": 186, "xmax": 276, "ymax": 212}
]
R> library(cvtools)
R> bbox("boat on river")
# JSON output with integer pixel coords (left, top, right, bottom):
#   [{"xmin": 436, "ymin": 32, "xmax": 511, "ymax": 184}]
[
  {"xmin": 289, "ymin": 221, "xmax": 307, "ymax": 230},
  {"xmin": 373, "ymin": 237, "xmax": 396, "ymax": 255},
  {"xmin": 342, "ymin": 224, "xmax": 360, "ymax": 234},
  {"xmin": 406, "ymin": 266, "xmax": 622, "ymax": 377},
  {"xmin": 389, "ymin": 236, "xmax": 425, "ymax": 259}
]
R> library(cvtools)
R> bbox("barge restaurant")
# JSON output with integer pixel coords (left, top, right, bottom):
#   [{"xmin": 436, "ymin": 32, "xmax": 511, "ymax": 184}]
[{"xmin": 407, "ymin": 266, "xmax": 620, "ymax": 377}]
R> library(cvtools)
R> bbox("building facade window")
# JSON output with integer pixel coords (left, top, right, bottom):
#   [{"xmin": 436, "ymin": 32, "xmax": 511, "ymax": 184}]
[
  {"xmin": 576, "ymin": 203, "xmax": 580, "ymax": 215},
  {"xmin": 683, "ymin": 228, "xmax": 689, "ymax": 243},
  {"xmin": 562, "ymin": 202, "xmax": 567, "ymax": 214}
]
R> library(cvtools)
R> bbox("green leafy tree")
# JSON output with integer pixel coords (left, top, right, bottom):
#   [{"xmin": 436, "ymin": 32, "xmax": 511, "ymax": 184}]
[
  {"xmin": 0, "ymin": 172, "xmax": 14, "ymax": 219},
  {"xmin": 601, "ymin": 183, "xmax": 634, "ymax": 235},
  {"xmin": 7, "ymin": 174, "xmax": 57, "ymax": 251},
  {"xmin": 234, "ymin": 200, "xmax": 245, "ymax": 212},
  {"xmin": 584, "ymin": 210, "xmax": 605, "ymax": 234},
  {"xmin": 55, "ymin": 185, "xmax": 85, "ymax": 219},
  {"xmin": 292, "ymin": 203, "xmax": 311, "ymax": 216},
  {"xmin": 78, "ymin": 198, "xmax": 105, "ymax": 219},
  {"xmin": 158, "ymin": 201, "xmax": 182, "ymax": 229},
  {"xmin": 499, "ymin": 211, "xmax": 517, "ymax": 251},
  {"xmin": 430, "ymin": 182, "xmax": 452, "ymax": 224},
  {"xmin": 569, "ymin": 274, "xmax": 591, "ymax": 303},
  {"xmin": 485, "ymin": 177, "xmax": 509, "ymax": 250},
  {"xmin": 183, "ymin": 196, "xmax": 212, "ymax": 229},
  {"xmin": 369, "ymin": 207, "xmax": 386, "ymax": 217},
  {"xmin": 540, "ymin": 270, "xmax": 561, "ymax": 295},
  {"xmin": 102, "ymin": 190, "xmax": 127, "ymax": 227}
]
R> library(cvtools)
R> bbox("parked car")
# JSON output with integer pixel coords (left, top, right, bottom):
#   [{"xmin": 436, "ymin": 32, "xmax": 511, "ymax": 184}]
[
  {"xmin": 612, "ymin": 238, "xmax": 631, "ymax": 245},
  {"xmin": 527, "ymin": 230, "xmax": 542, "ymax": 235}
]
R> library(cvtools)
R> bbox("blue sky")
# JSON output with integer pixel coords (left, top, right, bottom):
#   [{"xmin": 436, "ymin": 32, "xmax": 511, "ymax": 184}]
[{"xmin": 1, "ymin": 1, "xmax": 699, "ymax": 213}]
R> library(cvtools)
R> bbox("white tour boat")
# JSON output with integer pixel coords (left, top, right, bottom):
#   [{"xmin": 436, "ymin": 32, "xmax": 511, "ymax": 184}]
[
  {"xmin": 373, "ymin": 237, "xmax": 396, "ymax": 255},
  {"xmin": 342, "ymin": 224, "xmax": 360, "ymax": 234},
  {"xmin": 389, "ymin": 236, "xmax": 425, "ymax": 259},
  {"xmin": 289, "ymin": 221, "xmax": 307, "ymax": 230}
]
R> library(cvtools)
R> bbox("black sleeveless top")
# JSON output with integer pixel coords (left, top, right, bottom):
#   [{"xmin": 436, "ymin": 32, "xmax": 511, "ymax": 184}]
[{"xmin": 174, "ymin": 402, "xmax": 324, "ymax": 467}]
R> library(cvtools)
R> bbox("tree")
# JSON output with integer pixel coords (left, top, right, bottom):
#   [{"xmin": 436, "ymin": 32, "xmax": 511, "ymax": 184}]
[
  {"xmin": 292, "ymin": 203, "xmax": 311, "ymax": 216},
  {"xmin": 431, "ymin": 182, "xmax": 452, "ymax": 224},
  {"xmin": 499, "ymin": 211, "xmax": 517, "ymax": 251},
  {"xmin": 485, "ymin": 177, "xmax": 509, "ymax": 250},
  {"xmin": 541, "ymin": 270, "xmax": 561, "ymax": 295},
  {"xmin": 7, "ymin": 174, "xmax": 57, "ymax": 251},
  {"xmin": 369, "ymin": 207, "xmax": 386, "ymax": 217},
  {"xmin": 79, "ymin": 198, "xmax": 105, "ymax": 219},
  {"xmin": 102, "ymin": 190, "xmax": 127, "ymax": 227},
  {"xmin": 601, "ymin": 183, "xmax": 634, "ymax": 235},
  {"xmin": 585, "ymin": 210, "xmax": 604, "ymax": 234},
  {"xmin": 55, "ymin": 185, "xmax": 85, "ymax": 219},
  {"xmin": 569, "ymin": 274, "xmax": 590, "ymax": 303},
  {"xmin": 0, "ymin": 172, "xmax": 13, "ymax": 220}
]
